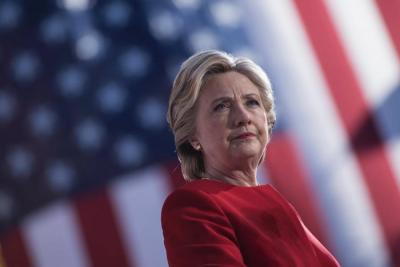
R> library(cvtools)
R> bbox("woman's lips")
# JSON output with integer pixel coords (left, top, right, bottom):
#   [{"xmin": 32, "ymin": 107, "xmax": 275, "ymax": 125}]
[{"xmin": 232, "ymin": 132, "xmax": 256, "ymax": 140}]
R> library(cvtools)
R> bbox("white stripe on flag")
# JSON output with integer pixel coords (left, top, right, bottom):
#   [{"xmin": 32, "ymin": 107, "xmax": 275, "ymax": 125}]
[
  {"xmin": 324, "ymin": 0, "xmax": 399, "ymax": 107},
  {"xmin": 324, "ymin": 0, "xmax": 400, "ymax": 188},
  {"xmin": 22, "ymin": 201, "xmax": 89, "ymax": 267},
  {"xmin": 245, "ymin": 0, "xmax": 390, "ymax": 266},
  {"xmin": 110, "ymin": 167, "xmax": 170, "ymax": 267},
  {"xmin": 257, "ymin": 163, "xmax": 271, "ymax": 185}
]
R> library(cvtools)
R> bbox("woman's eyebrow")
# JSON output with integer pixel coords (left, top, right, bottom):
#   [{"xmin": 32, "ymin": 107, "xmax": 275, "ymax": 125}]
[
  {"xmin": 210, "ymin": 96, "xmax": 232, "ymax": 105},
  {"xmin": 210, "ymin": 94, "xmax": 260, "ymax": 105},
  {"xmin": 242, "ymin": 93, "xmax": 260, "ymax": 99}
]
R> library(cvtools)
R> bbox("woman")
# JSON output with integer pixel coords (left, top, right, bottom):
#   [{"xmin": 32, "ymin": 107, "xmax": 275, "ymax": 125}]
[{"xmin": 162, "ymin": 50, "xmax": 340, "ymax": 266}]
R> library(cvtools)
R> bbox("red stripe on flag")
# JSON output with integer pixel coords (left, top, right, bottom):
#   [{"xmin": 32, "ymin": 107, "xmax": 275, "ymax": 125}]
[
  {"xmin": 375, "ymin": 0, "xmax": 400, "ymax": 58},
  {"xmin": 74, "ymin": 189, "xmax": 132, "ymax": 267},
  {"xmin": 1, "ymin": 228, "xmax": 32, "ymax": 267},
  {"xmin": 264, "ymin": 133, "xmax": 332, "ymax": 250},
  {"xmin": 293, "ymin": 0, "xmax": 400, "ymax": 265}
]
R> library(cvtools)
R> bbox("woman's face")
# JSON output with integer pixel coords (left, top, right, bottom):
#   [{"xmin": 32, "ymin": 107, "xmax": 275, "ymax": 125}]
[{"xmin": 193, "ymin": 71, "xmax": 269, "ymax": 171}]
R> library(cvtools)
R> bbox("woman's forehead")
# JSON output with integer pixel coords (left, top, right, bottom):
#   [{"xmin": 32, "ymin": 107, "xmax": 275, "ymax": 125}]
[{"xmin": 201, "ymin": 72, "xmax": 260, "ymax": 98}]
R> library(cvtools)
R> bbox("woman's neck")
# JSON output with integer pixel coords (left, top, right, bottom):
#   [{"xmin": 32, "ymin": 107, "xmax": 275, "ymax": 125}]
[{"xmin": 203, "ymin": 166, "xmax": 258, "ymax": 187}]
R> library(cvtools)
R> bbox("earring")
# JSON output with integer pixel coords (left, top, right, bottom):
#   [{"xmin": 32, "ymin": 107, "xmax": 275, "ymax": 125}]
[{"xmin": 192, "ymin": 143, "xmax": 201, "ymax": 151}]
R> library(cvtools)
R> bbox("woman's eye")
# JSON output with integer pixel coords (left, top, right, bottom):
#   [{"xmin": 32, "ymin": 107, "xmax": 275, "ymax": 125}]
[
  {"xmin": 247, "ymin": 99, "xmax": 260, "ymax": 107},
  {"xmin": 213, "ymin": 102, "xmax": 229, "ymax": 111}
]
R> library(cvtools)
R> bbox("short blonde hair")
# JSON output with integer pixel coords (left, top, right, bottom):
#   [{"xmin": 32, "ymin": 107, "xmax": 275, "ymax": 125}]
[{"xmin": 167, "ymin": 50, "xmax": 276, "ymax": 181}]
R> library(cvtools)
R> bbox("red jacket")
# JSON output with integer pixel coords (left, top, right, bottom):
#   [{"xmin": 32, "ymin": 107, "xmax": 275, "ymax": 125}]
[{"xmin": 162, "ymin": 179, "xmax": 340, "ymax": 267}]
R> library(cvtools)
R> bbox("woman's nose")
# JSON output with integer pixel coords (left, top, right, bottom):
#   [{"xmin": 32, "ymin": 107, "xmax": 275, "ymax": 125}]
[{"xmin": 233, "ymin": 103, "xmax": 251, "ymax": 126}]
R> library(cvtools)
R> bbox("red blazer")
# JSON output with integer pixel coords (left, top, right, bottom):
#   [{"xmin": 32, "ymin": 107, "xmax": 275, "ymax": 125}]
[{"xmin": 162, "ymin": 179, "xmax": 340, "ymax": 267}]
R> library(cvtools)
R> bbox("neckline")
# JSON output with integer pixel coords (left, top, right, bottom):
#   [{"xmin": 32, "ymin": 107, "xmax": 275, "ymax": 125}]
[{"xmin": 198, "ymin": 177, "xmax": 272, "ymax": 189}]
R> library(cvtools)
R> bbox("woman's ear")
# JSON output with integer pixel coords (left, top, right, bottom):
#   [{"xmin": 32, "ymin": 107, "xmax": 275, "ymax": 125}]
[{"xmin": 189, "ymin": 139, "xmax": 201, "ymax": 151}]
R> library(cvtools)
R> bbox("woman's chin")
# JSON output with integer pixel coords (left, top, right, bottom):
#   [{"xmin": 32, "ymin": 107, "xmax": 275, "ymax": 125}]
[{"xmin": 230, "ymin": 147, "xmax": 261, "ymax": 161}]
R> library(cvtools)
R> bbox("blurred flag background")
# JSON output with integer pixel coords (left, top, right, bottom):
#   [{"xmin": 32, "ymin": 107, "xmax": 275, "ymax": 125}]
[{"xmin": 0, "ymin": 0, "xmax": 399, "ymax": 266}]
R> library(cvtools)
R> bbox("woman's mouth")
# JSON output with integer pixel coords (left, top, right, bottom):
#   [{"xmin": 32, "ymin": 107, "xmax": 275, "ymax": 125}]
[{"xmin": 232, "ymin": 132, "xmax": 256, "ymax": 140}]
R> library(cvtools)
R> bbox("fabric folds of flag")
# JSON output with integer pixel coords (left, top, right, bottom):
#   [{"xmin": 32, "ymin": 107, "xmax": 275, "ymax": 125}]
[{"xmin": 0, "ymin": 0, "xmax": 400, "ymax": 267}]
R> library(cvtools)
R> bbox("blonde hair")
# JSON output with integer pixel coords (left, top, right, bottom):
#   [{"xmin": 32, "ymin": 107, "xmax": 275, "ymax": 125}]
[{"xmin": 167, "ymin": 50, "xmax": 276, "ymax": 181}]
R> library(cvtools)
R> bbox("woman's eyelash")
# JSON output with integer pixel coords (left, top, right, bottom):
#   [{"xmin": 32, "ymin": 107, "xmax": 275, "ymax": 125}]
[
  {"xmin": 213, "ymin": 102, "xmax": 228, "ymax": 111},
  {"xmin": 213, "ymin": 99, "xmax": 260, "ymax": 111},
  {"xmin": 247, "ymin": 99, "xmax": 260, "ymax": 106}
]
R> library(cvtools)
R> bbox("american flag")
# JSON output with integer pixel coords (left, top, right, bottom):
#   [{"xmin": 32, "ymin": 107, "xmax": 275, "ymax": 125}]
[{"xmin": 0, "ymin": 0, "xmax": 399, "ymax": 266}]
